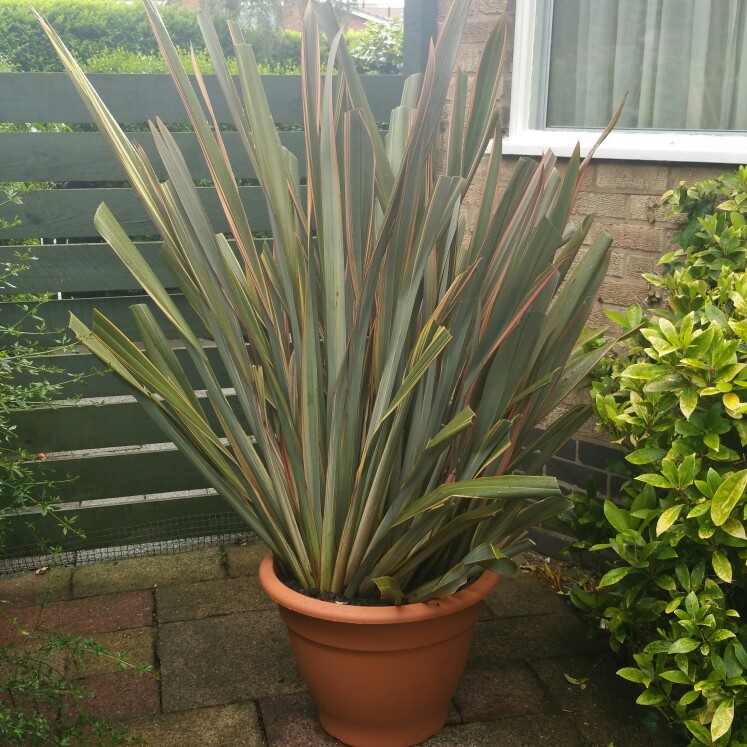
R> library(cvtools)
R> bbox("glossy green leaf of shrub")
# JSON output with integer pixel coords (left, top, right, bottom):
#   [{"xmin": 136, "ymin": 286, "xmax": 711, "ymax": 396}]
[{"xmin": 570, "ymin": 168, "xmax": 747, "ymax": 746}]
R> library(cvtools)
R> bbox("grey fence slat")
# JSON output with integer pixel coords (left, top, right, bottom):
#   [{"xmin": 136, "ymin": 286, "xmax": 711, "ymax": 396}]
[
  {"xmin": 12, "ymin": 400, "xmax": 166, "ymax": 453},
  {"xmin": 14, "ymin": 345, "xmax": 236, "ymax": 399},
  {"xmin": 1, "ymin": 127, "xmax": 387, "ymax": 182},
  {"xmin": 25, "ymin": 448, "xmax": 210, "ymax": 503},
  {"xmin": 0, "ymin": 239, "xmax": 268, "ymax": 293},
  {"xmin": 3, "ymin": 493, "xmax": 241, "ymax": 557},
  {"xmin": 0, "ymin": 73, "xmax": 405, "ymax": 124},
  {"xmin": 0, "ymin": 242, "xmax": 173, "ymax": 293},
  {"xmin": 0, "ymin": 131, "xmax": 304, "ymax": 182},
  {"xmin": 0, "ymin": 294, "xmax": 206, "ymax": 344},
  {"xmin": 0, "ymin": 185, "xmax": 276, "ymax": 239},
  {"xmin": 12, "ymin": 392, "xmax": 242, "ymax": 453}
]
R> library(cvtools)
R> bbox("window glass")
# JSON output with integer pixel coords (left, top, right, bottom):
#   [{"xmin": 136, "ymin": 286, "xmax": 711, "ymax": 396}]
[{"xmin": 545, "ymin": 0, "xmax": 747, "ymax": 131}]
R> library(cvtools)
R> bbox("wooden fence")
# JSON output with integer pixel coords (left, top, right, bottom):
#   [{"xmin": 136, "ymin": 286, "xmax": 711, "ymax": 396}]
[{"xmin": 0, "ymin": 0, "xmax": 437, "ymax": 557}]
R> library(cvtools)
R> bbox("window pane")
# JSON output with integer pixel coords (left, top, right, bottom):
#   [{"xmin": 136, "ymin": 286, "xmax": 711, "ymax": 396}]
[{"xmin": 545, "ymin": 0, "xmax": 747, "ymax": 132}]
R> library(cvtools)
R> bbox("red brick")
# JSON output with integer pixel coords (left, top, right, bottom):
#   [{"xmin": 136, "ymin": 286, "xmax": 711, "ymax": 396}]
[
  {"xmin": 625, "ymin": 253, "xmax": 659, "ymax": 279},
  {"xmin": 0, "ymin": 591, "xmax": 153, "ymax": 645},
  {"xmin": 461, "ymin": 20, "xmax": 496, "ymax": 44},
  {"xmin": 66, "ymin": 628, "xmax": 154, "ymax": 678},
  {"xmin": 574, "ymin": 191, "xmax": 626, "ymax": 219},
  {"xmin": 628, "ymin": 194, "xmax": 673, "ymax": 224},
  {"xmin": 595, "ymin": 163, "xmax": 668, "ymax": 193},
  {"xmin": 479, "ymin": 0, "xmax": 506, "ymax": 13},
  {"xmin": 77, "ymin": 670, "xmax": 159, "ymax": 722},
  {"xmin": 599, "ymin": 223, "xmax": 665, "ymax": 252},
  {"xmin": 669, "ymin": 164, "xmax": 729, "ymax": 186},
  {"xmin": 455, "ymin": 45, "xmax": 483, "ymax": 74},
  {"xmin": 0, "ymin": 567, "xmax": 72, "ymax": 606},
  {"xmin": 597, "ymin": 280, "xmax": 652, "ymax": 308},
  {"xmin": 608, "ymin": 251, "xmax": 624, "ymax": 277}
]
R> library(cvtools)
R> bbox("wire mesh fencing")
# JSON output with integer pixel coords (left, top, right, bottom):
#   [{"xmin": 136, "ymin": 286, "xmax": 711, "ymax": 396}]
[{"xmin": 1, "ymin": 511, "xmax": 253, "ymax": 574}]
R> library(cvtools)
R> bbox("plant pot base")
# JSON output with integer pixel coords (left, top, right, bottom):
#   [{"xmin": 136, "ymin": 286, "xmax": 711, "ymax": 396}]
[{"xmin": 260, "ymin": 554, "xmax": 499, "ymax": 747}]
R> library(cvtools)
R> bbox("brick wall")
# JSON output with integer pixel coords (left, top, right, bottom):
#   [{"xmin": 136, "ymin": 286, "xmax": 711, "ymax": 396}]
[{"xmin": 438, "ymin": 0, "xmax": 734, "ymax": 494}]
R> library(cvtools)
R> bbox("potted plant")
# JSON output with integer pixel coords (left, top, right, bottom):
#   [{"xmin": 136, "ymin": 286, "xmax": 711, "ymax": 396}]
[{"xmin": 37, "ymin": 1, "xmax": 617, "ymax": 744}]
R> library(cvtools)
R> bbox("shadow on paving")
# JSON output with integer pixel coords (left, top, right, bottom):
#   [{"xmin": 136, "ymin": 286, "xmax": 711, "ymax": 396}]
[{"xmin": 0, "ymin": 543, "xmax": 681, "ymax": 746}]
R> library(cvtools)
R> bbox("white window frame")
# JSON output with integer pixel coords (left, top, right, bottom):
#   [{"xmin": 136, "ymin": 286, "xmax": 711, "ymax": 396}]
[{"xmin": 503, "ymin": 0, "xmax": 747, "ymax": 164}]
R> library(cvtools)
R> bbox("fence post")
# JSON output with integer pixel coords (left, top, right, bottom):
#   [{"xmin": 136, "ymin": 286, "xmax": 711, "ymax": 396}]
[{"xmin": 402, "ymin": 0, "xmax": 438, "ymax": 76}]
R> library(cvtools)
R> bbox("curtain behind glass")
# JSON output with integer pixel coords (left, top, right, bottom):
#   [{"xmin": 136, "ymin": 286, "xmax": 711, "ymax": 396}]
[{"xmin": 545, "ymin": 0, "xmax": 747, "ymax": 131}]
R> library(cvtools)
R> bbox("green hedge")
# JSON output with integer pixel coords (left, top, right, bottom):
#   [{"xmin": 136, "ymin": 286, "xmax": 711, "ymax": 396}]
[{"xmin": 0, "ymin": 0, "xmax": 301, "ymax": 71}]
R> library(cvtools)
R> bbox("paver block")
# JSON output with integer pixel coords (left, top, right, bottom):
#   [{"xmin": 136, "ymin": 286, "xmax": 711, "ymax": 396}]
[
  {"xmin": 0, "ymin": 591, "xmax": 153, "ymax": 645},
  {"xmin": 530, "ymin": 654, "xmax": 678, "ymax": 745},
  {"xmin": 129, "ymin": 703, "xmax": 265, "ymax": 747},
  {"xmin": 159, "ymin": 609, "xmax": 304, "ymax": 712},
  {"xmin": 260, "ymin": 692, "xmax": 339, "ymax": 747},
  {"xmin": 76, "ymin": 669, "xmax": 159, "ymax": 722},
  {"xmin": 422, "ymin": 713, "xmax": 584, "ymax": 746},
  {"xmin": 0, "ymin": 686, "xmax": 59, "ymax": 722},
  {"xmin": 0, "ymin": 638, "xmax": 67, "ymax": 688},
  {"xmin": 455, "ymin": 659, "xmax": 551, "ymax": 722},
  {"xmin": 260, "ymin": 693, "xmax": 461, "ymax": 747},
  {"xmin": 0, "ymin": 567, "xmax": 72, "ymax": 605},
  {"xmin": 73, "ymin": 548, "xmax": 224, "ymax": 598},
  {"xmin": 446, "ymin": 700, "xmax": 462, "ymax": 726},
  {"xmin": 470, "ymin": 608, "xmax": 606, "ymax": 662},
  {"xmin": 224, "ymin": 541, "xmax": 268, "ymax": 578},
  {"xmin": 66, "ymin": 627, "xmax": 154, "ymax": 678},
  {"xmin": 157, "ymin": 574, "xmax": 273, "ymax": 623},
  {"xmin": 484, "ymin": 572, "xmax": 567, "ymax": 619}
]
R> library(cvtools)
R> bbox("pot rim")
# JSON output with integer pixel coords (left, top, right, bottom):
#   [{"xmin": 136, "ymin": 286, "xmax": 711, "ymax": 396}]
[{"xmin": 258, "ymin": 553, "xmax": 499, "ymax": 625}]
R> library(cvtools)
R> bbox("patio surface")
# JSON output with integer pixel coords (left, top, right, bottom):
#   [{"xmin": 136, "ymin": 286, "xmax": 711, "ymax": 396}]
[{"xmin": 0, "ymin": 541, "xmax": 679, "ymax": 746}]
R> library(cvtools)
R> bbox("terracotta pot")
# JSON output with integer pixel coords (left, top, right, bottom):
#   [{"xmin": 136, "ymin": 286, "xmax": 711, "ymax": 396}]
[{"xmin": 258, "ymin": 553, "xmax": 499, "ymax": 747}]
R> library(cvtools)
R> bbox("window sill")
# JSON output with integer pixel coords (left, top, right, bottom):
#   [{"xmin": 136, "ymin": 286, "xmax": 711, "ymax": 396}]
[{"xmin": 499, "ymin": 130, "xmax": 747, "ymax": 165}]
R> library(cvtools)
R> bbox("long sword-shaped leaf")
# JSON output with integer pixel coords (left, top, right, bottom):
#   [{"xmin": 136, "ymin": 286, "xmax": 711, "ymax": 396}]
[
  {"xmin": 142, "ymin": 0, "xmax": 270, "ymax": 309},
  {"xmin": 34, "ymin": 8, "xmax": 174, "ymax": 245},
  {"xmin": 394, "ymin": 475, "xmax": 562, "ymax": 526}
]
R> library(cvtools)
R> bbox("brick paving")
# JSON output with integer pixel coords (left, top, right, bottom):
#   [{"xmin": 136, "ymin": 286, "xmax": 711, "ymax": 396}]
[{"xmin": 0, "ymin": 543, "xmax": 681, "ymax": 746}]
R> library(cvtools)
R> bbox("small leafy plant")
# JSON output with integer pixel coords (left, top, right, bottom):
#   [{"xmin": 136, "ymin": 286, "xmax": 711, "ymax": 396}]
[
  {"xmin": 569, "ymin": 170, "xmax": 747, "ymax": 746},
  {"xmin": 0, "ymin": 187, "xmax": 80, "ymax": 547},
  {"xmin": 349, "ymin": 17, "xmax": 403, "ymax": 74},
  {"xmin": 0, "ymin": 624, "xmax": 148, "ymax": 746},
  {"xmin": 0, "ymin": 188, "xmax": 146, "ymax": 746}
]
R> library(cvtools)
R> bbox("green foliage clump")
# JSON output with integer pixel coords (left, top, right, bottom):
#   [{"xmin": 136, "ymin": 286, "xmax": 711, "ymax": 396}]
[
  {"xmin": 660, "ymin": 167, "xmax": 747, "ymax": 281},
  {"xmin": 0, "ymin": 0, "xmax": 214, "ymax": 72},
  {"xmin": 0, "ymin": 0, "xmax": 304, "ymax": 72},
  {"xmin": 0, "ymin": 187, "xmax": 71, "ymax": 543},
  {"xmin": 82, "ymin": 46, "xmax": 298, "ymax": 75},
  {"xmin": 0, "ymin": 189, "xmax": 150, "ymax": 746},
  {"xmin": 348, "ymin": 18, "xmax": 403, "ymax": 73},
  {"xmin": 569, "ymin": 168, "xmax": 747, "ymax": 746},
  {"xmin": 81, "ymin": 27, "xmax": 402, "ymax": 76},
  {"xmin": 0, "ymin": 630, "xmax": 147, "ymax": 746},
  {"xmin": 0, "ymin": 0, "xmax": 401, "ymax": 75}
]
